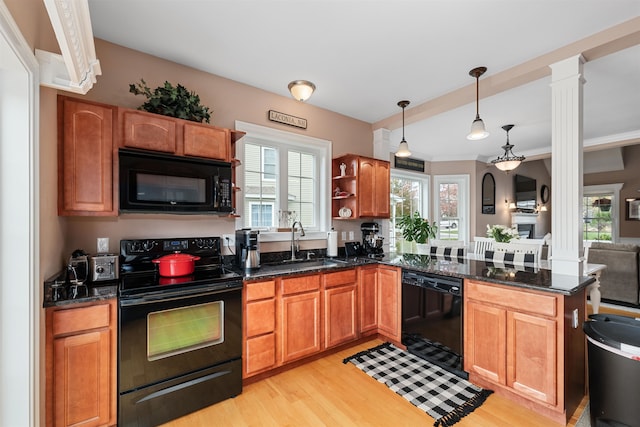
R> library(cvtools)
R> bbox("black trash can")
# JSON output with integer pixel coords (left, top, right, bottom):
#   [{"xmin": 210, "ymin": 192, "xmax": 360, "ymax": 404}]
[{"xmin": 583, "ymin": 314, "xmax": 640, "ymax": 427}]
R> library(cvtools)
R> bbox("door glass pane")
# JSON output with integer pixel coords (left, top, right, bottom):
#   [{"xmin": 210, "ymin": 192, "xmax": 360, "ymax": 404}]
[
  {"xmin": 147, "ymin": 301, "xmax": 223, "ymax": 361},
  {"xmin": 390, "ymin": 176, "xmax": 423, "ymax": 252},
  {"xmin": 439, "ymin": 183, "xmax": 459, "ymax": 240}
]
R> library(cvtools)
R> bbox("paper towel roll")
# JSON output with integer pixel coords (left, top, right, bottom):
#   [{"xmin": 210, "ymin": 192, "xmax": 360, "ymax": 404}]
[{"xmin": 327, "ymin": 230, "xmax": 338, "ymax": 257}]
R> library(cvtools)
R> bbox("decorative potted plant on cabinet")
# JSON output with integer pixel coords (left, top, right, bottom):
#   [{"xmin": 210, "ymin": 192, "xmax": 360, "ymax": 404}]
[
  {"xmin": 129, "ymin": 78, "xmax": 212, "ymax": 123},
  {"xmin": 397, "ymin": 211, "xmax": 438, "ymax": 254}
]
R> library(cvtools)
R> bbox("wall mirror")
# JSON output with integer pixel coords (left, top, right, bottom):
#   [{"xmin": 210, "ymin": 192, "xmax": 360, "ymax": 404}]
[
  {"xmin": 540, "ymin": 185, "xmax": 550, "ymax": 204},
  {"xmin": 482, "ymin": 172, "xmax": 496, "ymax": 214}
]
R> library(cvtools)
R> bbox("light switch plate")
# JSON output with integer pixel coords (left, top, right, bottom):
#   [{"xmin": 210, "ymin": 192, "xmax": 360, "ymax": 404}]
[
  {"xmin": 97, "ymin": 237, "xmax": 109, "ymax": 253},
  {"xmin": 572, "ymin": 309, "xmax": 579, "ymax": 329}
]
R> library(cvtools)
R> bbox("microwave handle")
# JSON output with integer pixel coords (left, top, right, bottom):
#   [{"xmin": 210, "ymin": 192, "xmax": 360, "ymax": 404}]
[{"xmin": 213, "ymin": 175, "xmax": 219, "ymax": 208}]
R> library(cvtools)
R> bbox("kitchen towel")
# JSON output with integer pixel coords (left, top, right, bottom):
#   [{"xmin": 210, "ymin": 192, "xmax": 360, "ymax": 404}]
[
  {"xmin": 343, "ymin": 342, "xmax": 493, "ymax": 427},
  {"xmin": 327, "ymin": 230, "xmax": 338, "ymax": 257}
]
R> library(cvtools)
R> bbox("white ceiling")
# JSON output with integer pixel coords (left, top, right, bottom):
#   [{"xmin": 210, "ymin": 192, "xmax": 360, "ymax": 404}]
[{"xmin": 87, "ymin": 0, "xmax": 640, "ymax": 163}]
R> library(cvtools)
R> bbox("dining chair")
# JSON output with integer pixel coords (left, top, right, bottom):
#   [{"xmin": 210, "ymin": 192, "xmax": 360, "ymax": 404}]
[
  {"xmin": 492, "ymin": 241, "xmax": 541, "ymax": 264},
  {"xmin": 473, "ymin": 237, "xmax": 494, "ymax": 255}
]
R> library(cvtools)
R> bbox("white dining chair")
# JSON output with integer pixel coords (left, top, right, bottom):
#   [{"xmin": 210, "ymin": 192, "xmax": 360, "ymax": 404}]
[
  {"xmin": 473, "ymin": 237, "xmax": 494, "ymax": 255},
  {"xmin": 493, "ymin": 241, "xmax": 541, "ymax": 264}
]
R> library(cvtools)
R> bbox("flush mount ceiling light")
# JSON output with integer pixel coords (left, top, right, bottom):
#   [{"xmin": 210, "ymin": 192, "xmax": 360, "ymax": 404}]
[
  {"xmin": 467, "ymin": 66, "xmax": 490, "ymax": 140},
  {"xmin": 395, "ymin": 100, "xmax": 412, "ymax": 158},
  {"xmin": 288, "ymin": 80, "xmax": 316, "ymax": 101},
  {"xmin": 492, "ymin": 124, "xmax": 525, "ymax": 172}
]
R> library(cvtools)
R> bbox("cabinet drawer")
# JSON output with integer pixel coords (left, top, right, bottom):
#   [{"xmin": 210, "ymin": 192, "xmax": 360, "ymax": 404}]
[
  {"xmin": 245, "ymin": 333, "xmax": 276, "ymax": 376},
  {"xmin": 281, "ymin": 275, "xmax": 320, "ymax": 295},
  {"xmin": 245, "ymin": 280, "xmax": 276, "ymax": 301},
  {"xmin": 246, "ymin": 299, "xmax": 276, "ymax": 337},
  {"xmin": 323, "ymin": 269, "xmax": 357, "ymax": 288},
  {"xmin": 466, "ymin": 280, "xmax": 557, "ymax": 317},
  {"xmin": 52, "ymin": 303, "xmax": 111, "ymax": 336}
]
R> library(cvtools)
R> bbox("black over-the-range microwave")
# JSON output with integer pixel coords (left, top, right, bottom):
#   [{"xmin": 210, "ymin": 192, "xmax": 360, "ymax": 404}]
[{"xmin": 119, "ymin": 148, "xmax": 233, "ymax": 214}]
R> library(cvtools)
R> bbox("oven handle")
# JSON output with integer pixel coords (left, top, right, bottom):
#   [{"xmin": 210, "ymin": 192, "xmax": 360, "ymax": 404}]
[{"xmin": 119, "ymin": 284, "xmax": 241, "ymax": 307}]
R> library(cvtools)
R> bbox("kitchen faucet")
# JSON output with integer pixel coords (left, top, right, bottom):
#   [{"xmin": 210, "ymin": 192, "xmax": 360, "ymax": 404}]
[{"xmin": 290, "ymin": 221, "xmax": 305, "ymax": 261}]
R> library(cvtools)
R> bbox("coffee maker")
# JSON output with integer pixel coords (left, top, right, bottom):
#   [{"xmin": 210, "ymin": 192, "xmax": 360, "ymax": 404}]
[
  {"xmin": 361, "ymin": 222, "xmax": 384, "ymax": 258},
  {"xmin": 236, "ymin": 229, "xmax": 260, "ymax": 270}
]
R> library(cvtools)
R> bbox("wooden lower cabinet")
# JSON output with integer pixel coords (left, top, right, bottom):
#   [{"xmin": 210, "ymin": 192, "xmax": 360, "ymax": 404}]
[
  {"xmin": 323, "ymin": 269, "xmax": 358, "ymax": 348},
  {"xmin": 46, "ymin": 299, "xmax": 117, "ymax": 427},
  {"xmin": 243, "ymin": 280, "xmax": 277, "ymax": 378},
  {"xmin": 464, "ymin": 279, "xmax": 585, "ymax": 424},
  {"xmin": 242, "ymin": 265, "xmax": 402, "ymax": 380},
  {"xmin": 358, "ymin": 265, "xmax": 378, "ymax": 334},
  {"xmin": 280, "ymin": 274, "xmax": 322, "ymax": 363},
  {"xmin": 377, "ymin": 265, "xmax": 401, "ymax": 343}
]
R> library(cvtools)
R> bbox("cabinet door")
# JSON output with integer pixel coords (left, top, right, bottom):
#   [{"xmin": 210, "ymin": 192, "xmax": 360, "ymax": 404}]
[
  {"xmin": 464, "ymin": 300, "xmax": 507, "ymax": 384},
  {"xmin": 53, "ymin": 330, "xmax": 112, "ymax": 427},
  {"xmin": 507, "ymin": 311, "xmax": 557, "ymax": 405},
  {"xmin": 183, "ymin": 123, "xmax": 230, "ymax": 160},
  {"xmin": 377, "ymin": 266, "xmax": 401, "ymax": 341},
  {"xmin": 58, "ymin": 97, "xmax": 116, "ymax": 216},
  {"xmin": 358, "ymin": 266, "xmax": 378, "ymax": 334},
  {"xmin": 373, "ymin": 160, "xmax": 390, "ymax": 217},
  {"xmin": 357, "ymin": 158, "xmax": 376, "ymax": 217},
  {"xmin": 120, "ymin": 109, "xmax": 177, "ymax": 153},
  {"xmin": 324, "ymin": 284, "xmax": 357, "ymax": 348},
  {"xmin": 47, "ymin": 300, "xmax": 116, "ymax": 427},
  {"xmin": 280, "ymin": 291, "xmax": 321, "ymax": 363}
]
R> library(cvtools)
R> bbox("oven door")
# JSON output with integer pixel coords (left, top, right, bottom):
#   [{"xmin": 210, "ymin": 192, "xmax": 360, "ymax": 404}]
[{"xmin": 118, "ymin": 283, "xmax": 242, "ymax": 393}]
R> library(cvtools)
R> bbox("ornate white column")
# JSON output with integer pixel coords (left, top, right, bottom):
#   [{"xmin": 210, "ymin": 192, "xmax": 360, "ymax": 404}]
[{"xmin": 549, "ymin": 55, "xmax": 585, "ymax": 276}]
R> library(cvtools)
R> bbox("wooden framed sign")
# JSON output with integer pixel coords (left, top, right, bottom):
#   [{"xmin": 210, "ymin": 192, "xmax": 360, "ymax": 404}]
[{"xmin": 268, "ymin": 110, "xmax": 307, "ymax": 129}]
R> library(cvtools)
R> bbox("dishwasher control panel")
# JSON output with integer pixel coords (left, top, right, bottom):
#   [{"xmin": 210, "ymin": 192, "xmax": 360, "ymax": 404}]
[{"xmin": 401, "ymin": 270, "xmax": 462, "ymax": 296}]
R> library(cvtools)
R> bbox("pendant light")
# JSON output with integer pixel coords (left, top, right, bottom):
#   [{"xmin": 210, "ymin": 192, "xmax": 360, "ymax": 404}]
[
  {"xmin": 395, "ymin": 100, "xmax": 412, "ymax": 157},
  {"xmin": 492, "ymin": 124, "xmax": 525, "ymax": 172},
  {"xmin": 467, "ymin": 66, "xmax": 489, "ymax": 140},
  {"xmin": 288, "ymin": 80, "xmax": 316, "ymax": 101}
]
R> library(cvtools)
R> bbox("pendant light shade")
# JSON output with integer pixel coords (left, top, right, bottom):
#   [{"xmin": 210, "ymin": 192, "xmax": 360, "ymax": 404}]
[
  {"xmin": 467, "ymin": 66, "xmax": 489, "ymax": 140},
  {"xmin": 395, "ymin": 100, "xmax": 412, "ymax": 157},
  {"xmin": 492, "ymin": 124, "xmax": 525, "ymax": 172},
  {"xmin": 288, "ymin": 80, "xmax": 316, "ymax": 101}
]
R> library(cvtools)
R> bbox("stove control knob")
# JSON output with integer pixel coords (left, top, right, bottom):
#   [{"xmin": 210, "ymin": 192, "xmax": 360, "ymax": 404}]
[
  {"xmin": 194, "ymin": 238, "xmax": 204, "ymax": 248},
  {"xmin": 129, "ymin": 241, "xmax": 142, "ymax": 253},
  {"xmin": 142, "ymin": 240, "xmax": 156, "ymax": 251},
  {"xmin": 206, "ymin": 238, "xmax": 216, "ymax": 248},
  {"xmin": 96, "ymin": 266, "xmax": 105, "ymax": 274}
]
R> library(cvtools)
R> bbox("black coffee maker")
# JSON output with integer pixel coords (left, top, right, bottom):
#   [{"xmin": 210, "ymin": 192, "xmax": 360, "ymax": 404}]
[
  {"xmin": 361, "ymin": 222, "xmax": 384, "ymax": 258},
  {"xmin": 236, "ymin": 229, "xmax": 260, "ymax": 270}
]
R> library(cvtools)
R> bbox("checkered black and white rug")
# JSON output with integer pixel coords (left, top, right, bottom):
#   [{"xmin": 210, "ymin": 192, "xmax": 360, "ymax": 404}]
[{"xmin": 343, "ymin": 342, "xmax": 493, "ymax": 427}]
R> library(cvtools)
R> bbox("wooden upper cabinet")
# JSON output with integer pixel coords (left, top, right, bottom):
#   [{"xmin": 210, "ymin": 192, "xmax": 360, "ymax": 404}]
[
  {"xmin": 119, "ymin": 107, "xmax": 230, "ymax": 161},
  {"xmin": 120, "ymin": 108, "xmax": 178, "ymax": 153},
  {"xmin": 332, "ymin": 154, "xmax": 390, "ymax": 219},
  {"xmin": 58, "ymin": 96, "xmax": 117, "ymax": 216},
  {"xmin": 183, "ymin": 122, "xmax": 229, "ymax": 161}
]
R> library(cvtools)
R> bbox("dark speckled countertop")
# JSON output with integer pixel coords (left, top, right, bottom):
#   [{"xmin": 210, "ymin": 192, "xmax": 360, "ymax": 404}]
[
  {"xmin": 44, "ymin": 252, "xmax": 594, "ymax": 308},
  {"xmin": 380, "ymin": 254, "xmax": 595, "ymax": 295}
]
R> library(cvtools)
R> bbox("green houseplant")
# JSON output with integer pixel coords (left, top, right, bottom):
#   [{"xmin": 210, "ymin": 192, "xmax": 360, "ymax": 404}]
[
  {"xmin": 129, "ymin": 79, "xmax": 212, "ymax": 123},
  {"xmin": 397, "ymin": 211, "xmax": 438, "ymax": 253}
]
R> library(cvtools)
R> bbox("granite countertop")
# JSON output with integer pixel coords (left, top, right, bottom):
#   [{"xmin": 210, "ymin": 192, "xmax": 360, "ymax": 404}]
[
  {"xmin": 44, "ymin": 252, "xmax": 595, "ymax": 308},
  {"xmin": 380, "ymin": 254, "xmax": 595, "ymax": 295}
]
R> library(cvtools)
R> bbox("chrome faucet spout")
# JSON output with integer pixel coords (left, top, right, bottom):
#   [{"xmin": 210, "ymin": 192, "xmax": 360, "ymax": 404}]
[{"xmin": 290, "ymin": 221, "xmax": 305, "ymax": 260}]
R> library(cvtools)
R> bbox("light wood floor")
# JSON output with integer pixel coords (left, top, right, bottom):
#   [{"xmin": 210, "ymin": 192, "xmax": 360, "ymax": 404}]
[{"xmin": 162, "ymin": 304, "xmax": 634, "ymax": 427}]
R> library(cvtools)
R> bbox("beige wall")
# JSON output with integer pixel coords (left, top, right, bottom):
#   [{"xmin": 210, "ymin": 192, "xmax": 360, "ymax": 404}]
[
  {"xmin": 475, "ymin": 159, "xmax": 552, "ymax": 239},
  {"xmin": 585, "ymin": 144, "xmax": 640, "ymax": 239}
]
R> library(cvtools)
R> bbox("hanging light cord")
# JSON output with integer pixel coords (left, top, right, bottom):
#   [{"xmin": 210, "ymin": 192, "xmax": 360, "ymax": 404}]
[{"xmin": 474, "ymin": 75, "xmax": 480, "ymax": 120}]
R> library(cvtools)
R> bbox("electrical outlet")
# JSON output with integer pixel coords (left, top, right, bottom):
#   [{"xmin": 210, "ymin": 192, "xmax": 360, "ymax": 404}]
[
  {"xmin": 341, "ymin": 231, "xmax": 347, "ymax": 241},
  {"xmin": 348, "ymin": 231, "xmax": 354, "ymax": 241},
  {"xmin": 97, "ymin": 237, "xmax": 109, "ymax": 253},
  {"xmin": 572, "ymin": 309, "xmax": 579, "ymax": 329},
  {"xmin": 222, "ymin": 234, "xmax": 235, "ymax": 253}
]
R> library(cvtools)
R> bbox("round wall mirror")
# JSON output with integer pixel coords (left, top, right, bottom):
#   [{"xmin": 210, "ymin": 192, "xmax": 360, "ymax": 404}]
[{"xmin": 540, "ymin": 185, "xmax": 550, "ymax": 204}]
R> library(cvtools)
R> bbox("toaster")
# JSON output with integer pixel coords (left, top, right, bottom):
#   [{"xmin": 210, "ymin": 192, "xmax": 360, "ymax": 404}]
[{"xmin": 90, "ymin": 254, "xmax": 119, "ymax": 282}]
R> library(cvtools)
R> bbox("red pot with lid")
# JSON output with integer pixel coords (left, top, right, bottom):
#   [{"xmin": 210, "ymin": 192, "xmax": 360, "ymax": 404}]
[{"xmin": 152, "ymin": 253, "xmax": 201, "ymax": 277}]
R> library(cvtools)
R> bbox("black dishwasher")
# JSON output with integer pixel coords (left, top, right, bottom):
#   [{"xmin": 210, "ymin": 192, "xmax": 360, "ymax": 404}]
[{"xmin": 401, "ymin": 270, "xmax": 467, "ymax": 379}]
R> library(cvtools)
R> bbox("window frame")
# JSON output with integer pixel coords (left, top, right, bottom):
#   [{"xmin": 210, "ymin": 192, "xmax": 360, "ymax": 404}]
[
  {"xmin": 235, "ymin": 121, "xmax": 331, "ymax": 242},
  {"xmin": 389, "ymin": 169, "xmax": 430, "ymax": 253},
  {"xmin": 433, "ymin": 174, "xmax": 469, "ymax": 244},
  {"xmin": 583, "ymin": 183, "xmax": 623, "ymax": 243}
]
